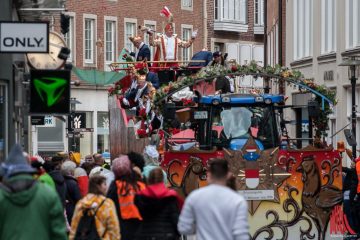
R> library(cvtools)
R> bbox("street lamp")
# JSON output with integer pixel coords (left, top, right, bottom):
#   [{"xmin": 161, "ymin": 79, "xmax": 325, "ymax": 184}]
[
  {"xmin": 69, "ymin": 97, "xmax": 82, "ymax": 152},
  {"xmin": 339, "ymin": 56, "xmax": 360, "ymax": 160}
]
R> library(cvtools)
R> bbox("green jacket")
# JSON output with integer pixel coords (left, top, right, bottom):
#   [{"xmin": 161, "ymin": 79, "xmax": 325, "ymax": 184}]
[
  {"xmin": 38, "ymin": 172, "xmax": 56, "ymax": 190},
  {"xmin": 0, "ymin": 174, "xmax": 67, "ymax": 240}
]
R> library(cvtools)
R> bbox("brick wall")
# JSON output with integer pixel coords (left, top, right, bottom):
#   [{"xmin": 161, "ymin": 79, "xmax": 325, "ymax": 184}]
[
  {"xmin": 60, "ymin": 0, "xmax": 204, "ymax": 70},
  {"xmin": 266, "ymin": 0, "xmax": 286, "ymax": 65},
  {"xmin": 206, "ymin": 0, "xmax": 264, "ymax": 50}
]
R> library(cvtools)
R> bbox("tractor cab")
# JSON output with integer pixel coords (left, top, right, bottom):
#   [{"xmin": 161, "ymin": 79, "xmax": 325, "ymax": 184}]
[{"xmin": 165, "ymin": 93, "xmax": 285, "ymax": 152}]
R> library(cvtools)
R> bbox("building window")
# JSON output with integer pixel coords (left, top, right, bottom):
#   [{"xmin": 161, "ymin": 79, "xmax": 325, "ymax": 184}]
[
  {"xmin": 346, "ymin": 0, "xmax": 360, "ymax": 49},
  {"xmin": 182, "ymin": 0, "xmax": 193, "ymax": 10},
  {"xmin": 38, "ymin": 117, "xmax": 65, "ymax": 154},
  {"xmin": 181, "ymin": 25, "xmax": 192, "ymax": 61},
  {"xmin": 321, "ymin": 0, "xmax": 336, "ymax": 54},
  {"xmin": 214, "ymin": 0, "xmax": 247, "ymax": 23},
  {"xmin": 124, "ymin": 19, "xmax": 137, "ymax": 53},
  {"xmin": 105, "ymin": 18, "xmax": 116, "ymax": 69},
  {"xmin": 97, "ymin": 112, "xmax": 109, "ymax": 153},
  {"xmin": 63, "ymin": 14, "xmax": 75, "ymax": 63},
  {"xmin": 84, "ymin": 17, "xmax": 96, "ymax": 64},
  {"xmin": 254, "ymin": 0, "xmax": 264, "ymax": 26},
  {"xmin": 293, "ymin": 0, "xmax": 313, "ymax": 60},
  {"xmin": 144, "ymin": 21, "xmax": 156, "ymax": 61}
]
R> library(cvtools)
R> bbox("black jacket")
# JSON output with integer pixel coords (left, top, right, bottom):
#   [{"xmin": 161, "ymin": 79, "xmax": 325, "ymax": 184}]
[
  {"xmin": 49, "ymin": 170, "xmax": 66, "ymax": 207},
  {"xmin": 134, "ymin": 194, "xmax": 180, "ymax": 240},
  {"xmin": 107, "ymin": 180, "xmax": 142, "ymax": 240},
  {"xmin": 64, "ymin": 175, "xmax": 81, "ymax": 224}
]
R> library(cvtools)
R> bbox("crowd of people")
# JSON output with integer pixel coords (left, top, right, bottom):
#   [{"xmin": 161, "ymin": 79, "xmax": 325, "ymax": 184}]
[{"xmin": 0, "ymin": 144, "xmax": 249, "ymax": 240}]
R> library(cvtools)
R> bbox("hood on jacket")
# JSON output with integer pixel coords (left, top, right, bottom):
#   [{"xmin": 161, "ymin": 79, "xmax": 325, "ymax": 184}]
[
  {"xmin": 1, "ymin": 174, "xmax": 38, "ymax": 206},
  {"xmin": 137, "ymin": 183, "xmax": 183, "ymax": 208},
  {"xmin": 49, "ymin": 170, "xmax": 65, "ymax": 185},
  {"xmin": 78, "ymin": 194, "xmax": 106, "ymax": 210}
]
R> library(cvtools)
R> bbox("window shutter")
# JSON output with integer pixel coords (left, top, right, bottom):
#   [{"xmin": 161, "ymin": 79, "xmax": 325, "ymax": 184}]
[
  {"xmin": 252, "ymin": 45, "xmax": 264, "ymax": 88},
  {"xmin": 226, "ymin": 43, "xmax": 239, "ymax": 63},
  {"xmin": 239, "ymin": 44, "xmax": 252, "ymax": 88}
]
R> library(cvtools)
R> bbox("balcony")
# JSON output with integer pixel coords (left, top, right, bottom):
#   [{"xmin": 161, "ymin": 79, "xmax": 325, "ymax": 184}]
[
  {"xmin": 214, "ymin": 21, "xmax": 248, "ymax": 33},
  {"xmin": 253, "ymin": 26, "xmax": 264, "ymax": 35},
  {"xmin": 214, "ymin": 0, "xmax": 248, "ymax": 33}
]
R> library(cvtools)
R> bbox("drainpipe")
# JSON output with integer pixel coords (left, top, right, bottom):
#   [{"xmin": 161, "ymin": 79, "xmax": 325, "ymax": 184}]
[
  {"xmin": 203, "ymin": 0, "xmax": 208, "ymax": 49},
  {"xmin": 278, "ymin": 0, "xmax": 284, "ymax": 94},
  {"xmin": 264, "ymin": 0, "xmax": 270, "ymax": 93}
]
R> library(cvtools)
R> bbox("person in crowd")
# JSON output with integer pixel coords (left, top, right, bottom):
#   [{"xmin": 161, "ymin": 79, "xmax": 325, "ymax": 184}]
[
  {"xmin": 147, "ymin": 6, "xmax": 197, "ymax": 69},
  {"xmin": 178, "ymin": 158, "xmax": 249, "ymax": 240},
  {"xmin": 49, "ymin": 156, "xmax": 67, "ymax": 207},
  {"xmin": 134, "ymin": 167, "xmax": 182, "ymax": 240},
  {"xmin": 107, "ymin": 155, "xmax": 146, "ymax": 240},
  {"xmin": 69, "ymin": 175, "xmax": 120, "ymax": 240},
  {"xmin": 81, "ymin": 160, "xmax": 96, "ymax": 176},
  {"xmin": 128, "ymin": 151, "xmax": 145, "ymax": 173},
  {"xmin": 31, "ymin": 155, "xmax": 56, "ymax": 190},
  {"xmin": 342, "ymin": 162, "xmax": 359, "ymax": 234},
  {"xmin": 89, "ymin": 165, "xmax": 115, "ymax": 191},
  {"xmin": 74, "ymin": 167, "xmax": 89, "ymax": 197},
  {"xmin": 142, "ymin": 145, "xmax": 168, "ymax": 184},
  {"xmin": 0, "ymin": 144, "xmax": 67, "ymax": 240},
  {"xmin": 61, "ymin": 160, "xmax": 82, "ymax": 224},
  {"xmin": 129, "ymin": 35, "xmax": 151, "ymax": 62},
  {"xmin": 93, "ymin": 153, "xmax": 105, "ymax": 167}
]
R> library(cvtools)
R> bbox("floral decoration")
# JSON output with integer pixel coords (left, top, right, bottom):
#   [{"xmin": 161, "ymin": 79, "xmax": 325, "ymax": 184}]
[
  {"xmin": 299, "ymin": 79, "xmax": 337, "ymax": 138},
  {"xmin": 122, "ymin": 53, "xmax": 133, "ymax": 62}
]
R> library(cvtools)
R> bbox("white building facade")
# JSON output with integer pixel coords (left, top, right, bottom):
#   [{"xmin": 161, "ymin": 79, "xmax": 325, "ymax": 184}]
[{"xmin": 286, "ymin": 0, "xmax": 360, "ymax": 165}]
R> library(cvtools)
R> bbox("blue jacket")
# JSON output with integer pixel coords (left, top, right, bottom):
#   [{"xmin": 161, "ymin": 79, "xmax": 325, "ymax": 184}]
[
  {"xmin": 146, "ymin": 72, "xmax": 160, "ymax": 89},
  {"xmin": 188, "ymin": 51, "xmax": 213, "ymax": 67},
  {"xmin": 130, "ymin": 43, "xmax": 151, "ymax": 62}
]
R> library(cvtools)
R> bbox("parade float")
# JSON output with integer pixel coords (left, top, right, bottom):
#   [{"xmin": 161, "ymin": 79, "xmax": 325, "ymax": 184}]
[{"xmin": 107, "ymin": 55, "xmax": 354, "ymax": 239}]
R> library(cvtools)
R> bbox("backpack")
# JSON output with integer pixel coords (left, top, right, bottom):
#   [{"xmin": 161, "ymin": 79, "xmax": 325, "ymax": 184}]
[{"xmin": 74, "ymin": 199, "xmax": 106, "ymax": 240}]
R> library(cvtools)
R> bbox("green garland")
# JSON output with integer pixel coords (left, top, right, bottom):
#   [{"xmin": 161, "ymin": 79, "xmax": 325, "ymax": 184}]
[{"xmin": 153, "ymin": 60, "xmax": 337, "ymax": 140}]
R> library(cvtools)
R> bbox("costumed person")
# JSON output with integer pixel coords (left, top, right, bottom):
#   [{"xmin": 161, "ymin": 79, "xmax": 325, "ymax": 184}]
[
  {"xmin": 106, "ymin": 155, "xmax": 146, "ymax": 240},
  {"xmin": 146, "ymin": 6, "xmax": 198, "ymax": 69},
  {"xmin": 120, "ymin": 61, "xmax": 153, "ymax": 111},
  {"xmin": 134, "ymin": 167, "xmax": 183, "ymax": 240},
  {"xmin": 128, "ymin": 35, "xmax": 151, "ymax": 62}
]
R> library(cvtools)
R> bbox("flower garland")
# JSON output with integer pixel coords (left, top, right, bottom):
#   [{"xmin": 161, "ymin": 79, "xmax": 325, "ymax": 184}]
[
  {"xmin": 299, "ymin": 79, "xmax": 337, "ymax": 138},
  {"xmin": 151, "ymin": 60, "xmax": 337, "ymax": 140}
]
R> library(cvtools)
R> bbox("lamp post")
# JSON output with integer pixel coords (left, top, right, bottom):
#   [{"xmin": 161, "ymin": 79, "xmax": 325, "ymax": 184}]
[
  {"xmin": 69, "ymin": 97, "xmax": 81, "ymax": 152},
  {"xmin": 339, "ymin": 56, "xmax": 360, "ymax": 160}
]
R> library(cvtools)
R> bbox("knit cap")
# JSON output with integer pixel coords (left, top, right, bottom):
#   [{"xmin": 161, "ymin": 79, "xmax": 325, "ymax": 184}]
[{"xmin": 112, "ymin": 155, "xmax": 132, "ymax": 178}]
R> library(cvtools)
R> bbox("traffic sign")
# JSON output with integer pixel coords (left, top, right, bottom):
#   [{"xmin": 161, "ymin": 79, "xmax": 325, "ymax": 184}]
[
  {"xmin": 66, "ymin": 132, "xmax": 84, "ymax": 138},
  {"xmin": 72, "ymin": 128, "xmax": 94, "ymax": 132}
]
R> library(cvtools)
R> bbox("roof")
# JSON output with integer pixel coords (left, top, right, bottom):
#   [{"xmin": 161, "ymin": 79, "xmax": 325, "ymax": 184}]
[{"xmin": 199, "ymin": 93, "xmax": 284, "ymax": 105}]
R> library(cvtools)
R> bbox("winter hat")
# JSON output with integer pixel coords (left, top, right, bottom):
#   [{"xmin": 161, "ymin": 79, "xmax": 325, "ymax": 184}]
[
  {"xmin": 112, "ymin": 155, "xmax": 132, "ymax": 178},
  {"xmin": 1, "ymin": 144, "xmax": 37, "ymax": 179},
  {"xmin": 213, "ymin": 51, "xmax": 221, "ymax": 58}
]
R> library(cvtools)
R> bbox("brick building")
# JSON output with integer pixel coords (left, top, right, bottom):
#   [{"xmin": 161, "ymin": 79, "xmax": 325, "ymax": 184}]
[
  {"xmin": 32, "ymin": 0, "xmax": 206, "ymax": 156},
  {"xmin": 207, "ymin": 0, "xmax": 264, "ymax": 66}
]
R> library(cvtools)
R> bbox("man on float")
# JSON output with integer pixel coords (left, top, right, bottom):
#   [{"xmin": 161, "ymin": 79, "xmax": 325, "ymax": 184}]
[{"xmin": 147, "ymin": 6, "xmax": 198, "ymax": 69}]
